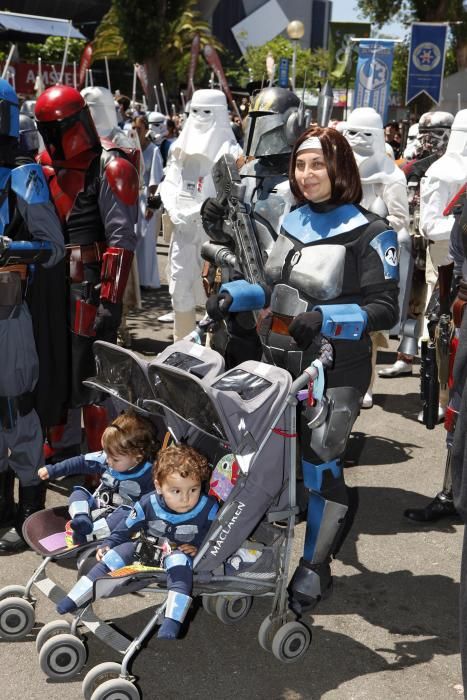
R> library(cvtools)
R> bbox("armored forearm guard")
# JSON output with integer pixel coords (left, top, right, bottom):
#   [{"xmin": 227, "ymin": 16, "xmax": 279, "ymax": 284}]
[{"xmin": 100, "ymin": 247, "xmax": 134, "ymax": 303}]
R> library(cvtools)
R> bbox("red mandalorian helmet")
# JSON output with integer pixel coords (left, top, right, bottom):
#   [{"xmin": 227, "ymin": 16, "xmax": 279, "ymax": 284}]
[{"xmin": 35, "ymin": 85, "xmax": 100, "ymax": 161}]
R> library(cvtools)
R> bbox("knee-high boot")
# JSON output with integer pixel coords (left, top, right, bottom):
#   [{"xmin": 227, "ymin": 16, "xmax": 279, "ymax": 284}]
[
  {"xmin": 0, "ymin": 481, "xmax": 47, "ymax": 553},
  {"xmin": 0, "ymin": 468, "xmax": 16, "ymax": 528}
]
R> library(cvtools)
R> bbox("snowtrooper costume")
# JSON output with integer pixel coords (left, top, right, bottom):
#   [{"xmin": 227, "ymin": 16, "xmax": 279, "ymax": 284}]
[
  {"xmin": 420, "ymin": 109, "xmax": 467, "ymax": 253},
  {"xmin": 159, "ymin": 89, "xmax": 242, "ymax": 341},
  {"xmin": 341, "ymin": 108, "xmax": 410, "ymax": 406},
  {"xmin": 403, "ymin": 123, "xmax": 420, "ymax": 160}
]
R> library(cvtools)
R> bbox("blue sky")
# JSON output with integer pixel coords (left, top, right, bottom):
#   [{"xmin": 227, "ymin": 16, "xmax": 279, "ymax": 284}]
[{"xmin": 331, "ymin": 0, "xmax": 408, "ymax": 40}]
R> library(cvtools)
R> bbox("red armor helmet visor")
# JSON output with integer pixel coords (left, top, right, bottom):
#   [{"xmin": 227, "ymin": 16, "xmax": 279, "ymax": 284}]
[{"xmin": 36, "ymin": 105, "xmax": 100, "ymax": 162}]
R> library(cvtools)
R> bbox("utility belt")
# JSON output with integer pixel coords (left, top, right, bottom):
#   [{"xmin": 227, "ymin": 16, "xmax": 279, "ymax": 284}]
[
  {"xmin": 0, "ymin": 268, "xmax": 27, "ymax": 319},
  {"xmin": 0, "ymin": 391, "xmax": 34, "ymax": 429},
  {"xmin": 66, "ymin": 242, "xmax": 107, "ymax": 283}
]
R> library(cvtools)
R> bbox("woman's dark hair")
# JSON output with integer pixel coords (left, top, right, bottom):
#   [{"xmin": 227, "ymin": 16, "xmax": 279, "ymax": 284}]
[{"xmin": 289, "ymin": 126, "xmax": 362, "ymax": 205}]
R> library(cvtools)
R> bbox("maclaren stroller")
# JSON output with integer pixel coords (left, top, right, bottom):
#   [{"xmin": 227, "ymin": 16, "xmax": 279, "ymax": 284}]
[{"xmin": 0, "ymin": 336, "xmax": 331, "ymax": 700}]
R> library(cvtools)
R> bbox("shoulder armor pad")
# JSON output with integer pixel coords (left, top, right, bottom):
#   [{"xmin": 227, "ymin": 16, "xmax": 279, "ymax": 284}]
[
  {"xmin": 369, "ymin": 229, "xmax": 399, "ymax": 280},
  {"xmin": 11, "ymin": 163, "xmax": 49, "ymax": 204},
  {"xmin": 104, "ymin": 156, "xmax": 139, "ymax": 206}
]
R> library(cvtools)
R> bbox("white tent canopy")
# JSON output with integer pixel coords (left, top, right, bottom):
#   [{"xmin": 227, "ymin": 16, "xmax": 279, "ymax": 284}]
[{"xmin": 0, "ymin": 11, "xmax": 85, "ymax": 41}]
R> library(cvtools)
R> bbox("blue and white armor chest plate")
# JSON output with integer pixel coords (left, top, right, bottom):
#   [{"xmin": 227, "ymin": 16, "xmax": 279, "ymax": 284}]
[
  {"xmin": 100, "ymin": 472, "xmax": 142, "ymax": 507},
  {"xmin": 265, "ymin": 203, "xmax": 369, "ymax": 303},
  {"xmin": 147, "ymin": 519, "xmax": 198, "ymax": 543}
]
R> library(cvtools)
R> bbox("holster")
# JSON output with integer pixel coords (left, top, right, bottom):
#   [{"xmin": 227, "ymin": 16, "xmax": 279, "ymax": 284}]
[
  {"xmin": 0, "ymin": 271, "xmax": 23, "ymax": 319},
  {"xmin": 74, "ymin": 298, "xmax": 97, "ymax": 337},
  {"xmin": 0, "ymin": 391, "xmax": 34, "ymax": 430}
]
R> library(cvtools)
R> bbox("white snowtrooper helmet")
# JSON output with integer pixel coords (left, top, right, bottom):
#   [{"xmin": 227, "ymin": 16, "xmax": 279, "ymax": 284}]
[
  {"xmin": 446, "ymin": 109, "xmax": 467, "ymax": 156},
  {"xmin": 417, "ymin": 111, "xmax": 454, "ymax": 156},
  {"xmin": 148, "ymin": 111, "xmax": 168, "ymax": 138},
  {"xmin": 341, "ymin": 107, "xmax": 386, "ymax": 157},
  {"xmin": 81, "ymin": 86, "xmax": 118, "ymax": 138},
  {"xmin": 189, "ymin": 89, "xmax": 227, "ymax": 132},
  {"xmin": 172, "ymin": 89, "xmax": 236, "ymax": 160}
]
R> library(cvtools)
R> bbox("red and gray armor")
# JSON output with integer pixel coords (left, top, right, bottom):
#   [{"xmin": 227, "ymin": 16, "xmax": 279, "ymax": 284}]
[{"xmin": 34, "ymin": 85, "xmax": 138, "ymax": 457}]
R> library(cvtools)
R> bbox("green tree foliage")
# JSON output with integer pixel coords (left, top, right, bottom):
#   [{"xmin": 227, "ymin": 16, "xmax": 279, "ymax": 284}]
[
  {"xmin": 92, "ymin": 6, "xmax": 128, "ymax": 61},
  {"xmin": 243, "ymin": 36, "xmax": 329, "ymax": 90},
  {"xmin": 0, "ymin": 36, "xmax": 85, "ymax": 64},
  {"xmin": 357, "ymin": 0, "xmax": 467, "ymax": 70}
]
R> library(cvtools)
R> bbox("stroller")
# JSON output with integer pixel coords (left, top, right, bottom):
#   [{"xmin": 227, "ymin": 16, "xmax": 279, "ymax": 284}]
[{"xmin": 1, "ymin": 337, "xmax": 330, "ymax": 700}]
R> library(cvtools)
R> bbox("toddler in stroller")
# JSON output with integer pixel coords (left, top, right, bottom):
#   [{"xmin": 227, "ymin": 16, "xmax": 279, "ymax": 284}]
[
  {"xmin": 56, "ymin": 443, "xmax": 219, "ymax": 639},
  {"xmin": 38, "ymin": 411, "xmax": 158, "ymax": 546}
]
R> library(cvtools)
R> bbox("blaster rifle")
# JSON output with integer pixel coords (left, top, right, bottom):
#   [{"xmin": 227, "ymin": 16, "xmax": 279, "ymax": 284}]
[
  {"xmin": 419, "ymin": 338, "xmax": 440, "ymax": 430},
  {"xmin": 436, "ymin": 262, "xmax": 454, "ymax": 390},
  {"xmin": 211, "ymin": 153, "xmax": 266, "ymax": 288},
  {"xmin": 0, "ymin": 237, "xmax": 52, "ymax": 267}
]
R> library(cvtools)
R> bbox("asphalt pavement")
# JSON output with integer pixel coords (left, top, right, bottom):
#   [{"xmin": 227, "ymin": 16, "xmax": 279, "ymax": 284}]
[{"xmin": 0, "ymin": 236, "xmax": 464, "ymax": 700}]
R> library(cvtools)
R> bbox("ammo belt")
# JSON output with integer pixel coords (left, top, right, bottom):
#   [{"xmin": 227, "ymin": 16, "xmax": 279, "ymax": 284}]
[{"xmin": 0, "ymin": 391, "xmax": 34, "ymax": 429}]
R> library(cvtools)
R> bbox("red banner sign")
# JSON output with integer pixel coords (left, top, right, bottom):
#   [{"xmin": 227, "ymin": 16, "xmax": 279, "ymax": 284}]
[{"xmin": 0, "ymin": 62, "xmax": 76, "ymax": 96}]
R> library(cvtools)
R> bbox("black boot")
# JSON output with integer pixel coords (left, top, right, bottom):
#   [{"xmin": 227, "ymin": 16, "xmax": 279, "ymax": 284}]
[
  {"xmin": 0, "ymin": 468, "xmax": 16, "ymax": 528},
  {"xmin": 0, "ymin": 482, "xmax": 47, "ymax": 553},
  {"xmin": 288, "ymin": 558, "xmax": 333, "ymax": 616},
  {"xmin": 404, "ymin": 493, "xmax": 457, "ymax": 522}
]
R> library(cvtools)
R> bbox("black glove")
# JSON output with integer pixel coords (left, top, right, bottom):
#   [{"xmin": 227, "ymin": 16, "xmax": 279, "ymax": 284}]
[
  {"xmin": 94, "ymin": 300, "xmax": 123, "ymax": 334},
  {"xmin": 206, "ymin": 291, "xmax": 233, "ymax": 321},
  {"xmin": 147, "ymin": 193, "xmax": 162, "ymax": 210},
  {"xmin": 289, "ymin": 311, "xmax": 323, "ymax": 349},
  {"xmin": 201, "ymin": 198, "xmax": 226, "ymax": 225}
]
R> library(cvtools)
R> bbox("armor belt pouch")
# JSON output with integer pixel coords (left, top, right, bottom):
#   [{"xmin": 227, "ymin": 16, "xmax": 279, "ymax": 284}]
[
  {"xmin": 0, "ymin": 391, "xmax": 34, "ymax": 430},
  {"xmin": 0, "ymin": 271, "xmax": 22, "ymax": 319},
  {"xmin": 74, "ymin": 298, "xmax": 97, "ymax": 337}
]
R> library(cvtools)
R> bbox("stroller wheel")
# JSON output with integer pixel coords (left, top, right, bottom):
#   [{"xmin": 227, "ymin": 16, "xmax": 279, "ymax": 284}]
[
  {"xmin": 215, "ymin": 595, "xmax": 252, "ymax": 624},
  {"xmin": 0, "ymin": 596, "xmax": 35, "ymax": 640},
  {"xmin": 35, "ymin": 619, "xmax": 72, "ymax": 653},
  {"xmin": 90, "ymin": 678, "xmax": 140, "ymax": 700},
  {"xmin": 271, "ymin": 621, "xmax": 311, "ymax": 663},
  {"xmin": 82, "ymin": 662, "xmax": 125, "ymax": 700},
  {"xmin": 38, "ymin": 632, "xmax": 87, "ymax": 679},
  {"xmin": 201, "ymin": 595, "xmax": 217, "ymax": 615},
  {"xmin": 258, "ymin": 615, "xmax": 274, "ymax": 651},
  {"xmin": 0, "ymin": 585, "xmax": 27, "ymax": 602}
]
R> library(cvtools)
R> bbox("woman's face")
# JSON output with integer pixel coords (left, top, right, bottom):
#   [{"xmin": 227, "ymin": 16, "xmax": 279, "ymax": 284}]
[{"xmin": 294, "ymin": 148, "xmax": 332, "ymax": 203}]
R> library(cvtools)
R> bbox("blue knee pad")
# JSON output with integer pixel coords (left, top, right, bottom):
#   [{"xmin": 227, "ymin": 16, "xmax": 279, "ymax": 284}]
[{"xmin": 165, "ymin": 551, "xmax": 193, "ymax": 596}]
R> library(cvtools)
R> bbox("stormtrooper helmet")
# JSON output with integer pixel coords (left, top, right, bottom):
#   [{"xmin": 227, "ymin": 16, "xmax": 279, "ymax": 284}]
[
  {"xmin": 148, "ymin": 111, "xmax": 168, "ymax": 143},
  {"xmin": 81, "ymin": 86, "xmax": 118, "ymax": 138},
  {"xmin": 445, "ymin": 109, "xmax": 467, "ymax": 156},
  {"xmin": 417, "ymin": 111, "xmax": 454, "ymax": 157},
  {"xmin": 403, "ymin": 123, "xmax": 420, "ymax": 159},
  {"xmin": 188, "ymin": 89, "xmax": 227, "ymax": 133}
]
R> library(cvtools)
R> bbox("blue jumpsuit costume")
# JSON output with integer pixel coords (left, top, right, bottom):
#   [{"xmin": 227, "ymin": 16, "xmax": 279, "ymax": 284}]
[
  {"xmin": 45, "ymin": 451, "xmax": 154, "ymax": 544},
  {"xmin": 219, "ymin": 200, "xmax": 399, "ymax": 612},
  {"xmin": 57, "ymin": 490, "xmax": 218, "ymax": 637}
]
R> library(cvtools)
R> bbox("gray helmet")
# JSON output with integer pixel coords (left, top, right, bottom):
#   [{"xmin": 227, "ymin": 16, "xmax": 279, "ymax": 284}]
[
  {"xmin": 244, "ymin": 87, "xmax": 303, "ymax": 158},
  {"xmin": 417, "ymin": 111, "xmax": 454, "ymax": 157},
  {"xmin": 19, "ymin": 113, "xmax": 40, "ymax": 154}
]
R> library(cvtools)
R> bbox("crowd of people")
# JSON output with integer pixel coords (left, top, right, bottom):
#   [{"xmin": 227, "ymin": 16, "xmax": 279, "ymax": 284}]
[{"xmin": 1, "ymin": 75, "xmax": 467, "ymax": 678}]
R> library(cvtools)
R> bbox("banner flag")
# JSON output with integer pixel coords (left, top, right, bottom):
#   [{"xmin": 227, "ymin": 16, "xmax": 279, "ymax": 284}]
[
  {"xmin": 278, "ymin": 58, "xmax": 289, "ymax": 88},
  {"xmin": 78, "ymin": 42, "xmax": 93, "ymax": 89},
  {"xmin": 353, "ymin": 40, "xmax": 395, "ymax": 124},
  {"xmin": 186, "ymin": 33, "xmax": 200, "ymax": 99},
  {"xmin": 406, "ymin": 22, "xmax": 448, "ymax": 104},
  {"xmin": 328, "ymin": 22, "xmax": 371, "ymax": 80}
]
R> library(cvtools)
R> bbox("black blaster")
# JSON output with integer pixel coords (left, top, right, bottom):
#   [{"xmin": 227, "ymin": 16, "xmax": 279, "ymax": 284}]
[
  {"xmin": 210, "ymin": 153, "xmax": 266, "ymax": 289},
  {"xmin": 0, "ymin": 236, "xmax": 52, "ymax": 267},
  {"xmin": 420, "ymin": 262, "xmax": 454, "ymax": 429}
]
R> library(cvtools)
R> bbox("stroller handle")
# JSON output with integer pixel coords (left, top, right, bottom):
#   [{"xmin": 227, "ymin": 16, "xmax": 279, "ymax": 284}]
[{"xmin": 290, "ymin": 335, "xmax": 333, "ymax": 398}]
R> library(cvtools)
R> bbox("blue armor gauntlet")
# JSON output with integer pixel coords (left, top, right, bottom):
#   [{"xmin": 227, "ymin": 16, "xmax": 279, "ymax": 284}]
[{"xmin": 313, "ymin": 304, "xmax": 368, "ymax": 340}]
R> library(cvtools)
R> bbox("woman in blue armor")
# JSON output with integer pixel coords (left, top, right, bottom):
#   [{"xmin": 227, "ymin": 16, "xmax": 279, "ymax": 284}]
[
  {"xmin": 38, "ymin": 412, "xmax": 158, "ymax": 544},
  {"xmin": 207, "ymin": 126, "xmax": 399, "ymax": 614}
]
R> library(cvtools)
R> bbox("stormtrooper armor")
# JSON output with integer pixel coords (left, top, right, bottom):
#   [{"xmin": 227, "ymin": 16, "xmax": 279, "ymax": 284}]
[
  {"xmin": 148, "ymin": 111, "xmax": 168, "ymax": 145},
  {"xmin": 341, "ymin": 108, "xmax": 410, "ymax": 334},
  {"xmin": 159, "ymin": 89, "xmax": 242, "ymax": 340},
  {"xmin": 403, "ymin": 123, "xmax": 420, "ymax": 160}
]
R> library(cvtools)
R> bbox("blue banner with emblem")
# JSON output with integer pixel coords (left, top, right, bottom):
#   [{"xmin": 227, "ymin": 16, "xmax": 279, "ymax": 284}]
[
  {"xmin": 406, "ymin": 23, "xmax": 448, "ymax": 104},
  {"xmin": 278, "ymin": 58, "xmax": 289, "ymax": 88},
  {"xmin": 353, "ymin": 40, "xmax": 395, "ymax": 125}
]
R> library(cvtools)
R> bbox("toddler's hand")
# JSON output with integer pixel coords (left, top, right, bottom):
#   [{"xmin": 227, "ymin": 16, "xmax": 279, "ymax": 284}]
[
  {"xmin": 96, "ymin": 546, "xmax": 109, "ymax": 561},
  {"xmin": 178, "ymin": 543, "xmax": 197, "ymax": 557},
  {"xmin": 38, "ymin": 466, "xmax": 49, "ymax": 480}
]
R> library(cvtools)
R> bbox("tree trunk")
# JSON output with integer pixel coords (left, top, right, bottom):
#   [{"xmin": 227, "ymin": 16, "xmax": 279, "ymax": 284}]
[
  {"xmin": 456, "ymin": 43, "xmax": 467, "ymax": 72},
  {"xmin": 144, "ymin": 57, "xmax": 160, "ymax": 111}
]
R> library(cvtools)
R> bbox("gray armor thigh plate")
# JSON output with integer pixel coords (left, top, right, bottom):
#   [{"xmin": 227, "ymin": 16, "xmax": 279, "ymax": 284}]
[
  {"xmin": 308, "ymin": 386, "xmax": 361, "ymax": 462},
  {"xmin": 265, "ymin": 235, "xmax": 346, "ymax": 300}
]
